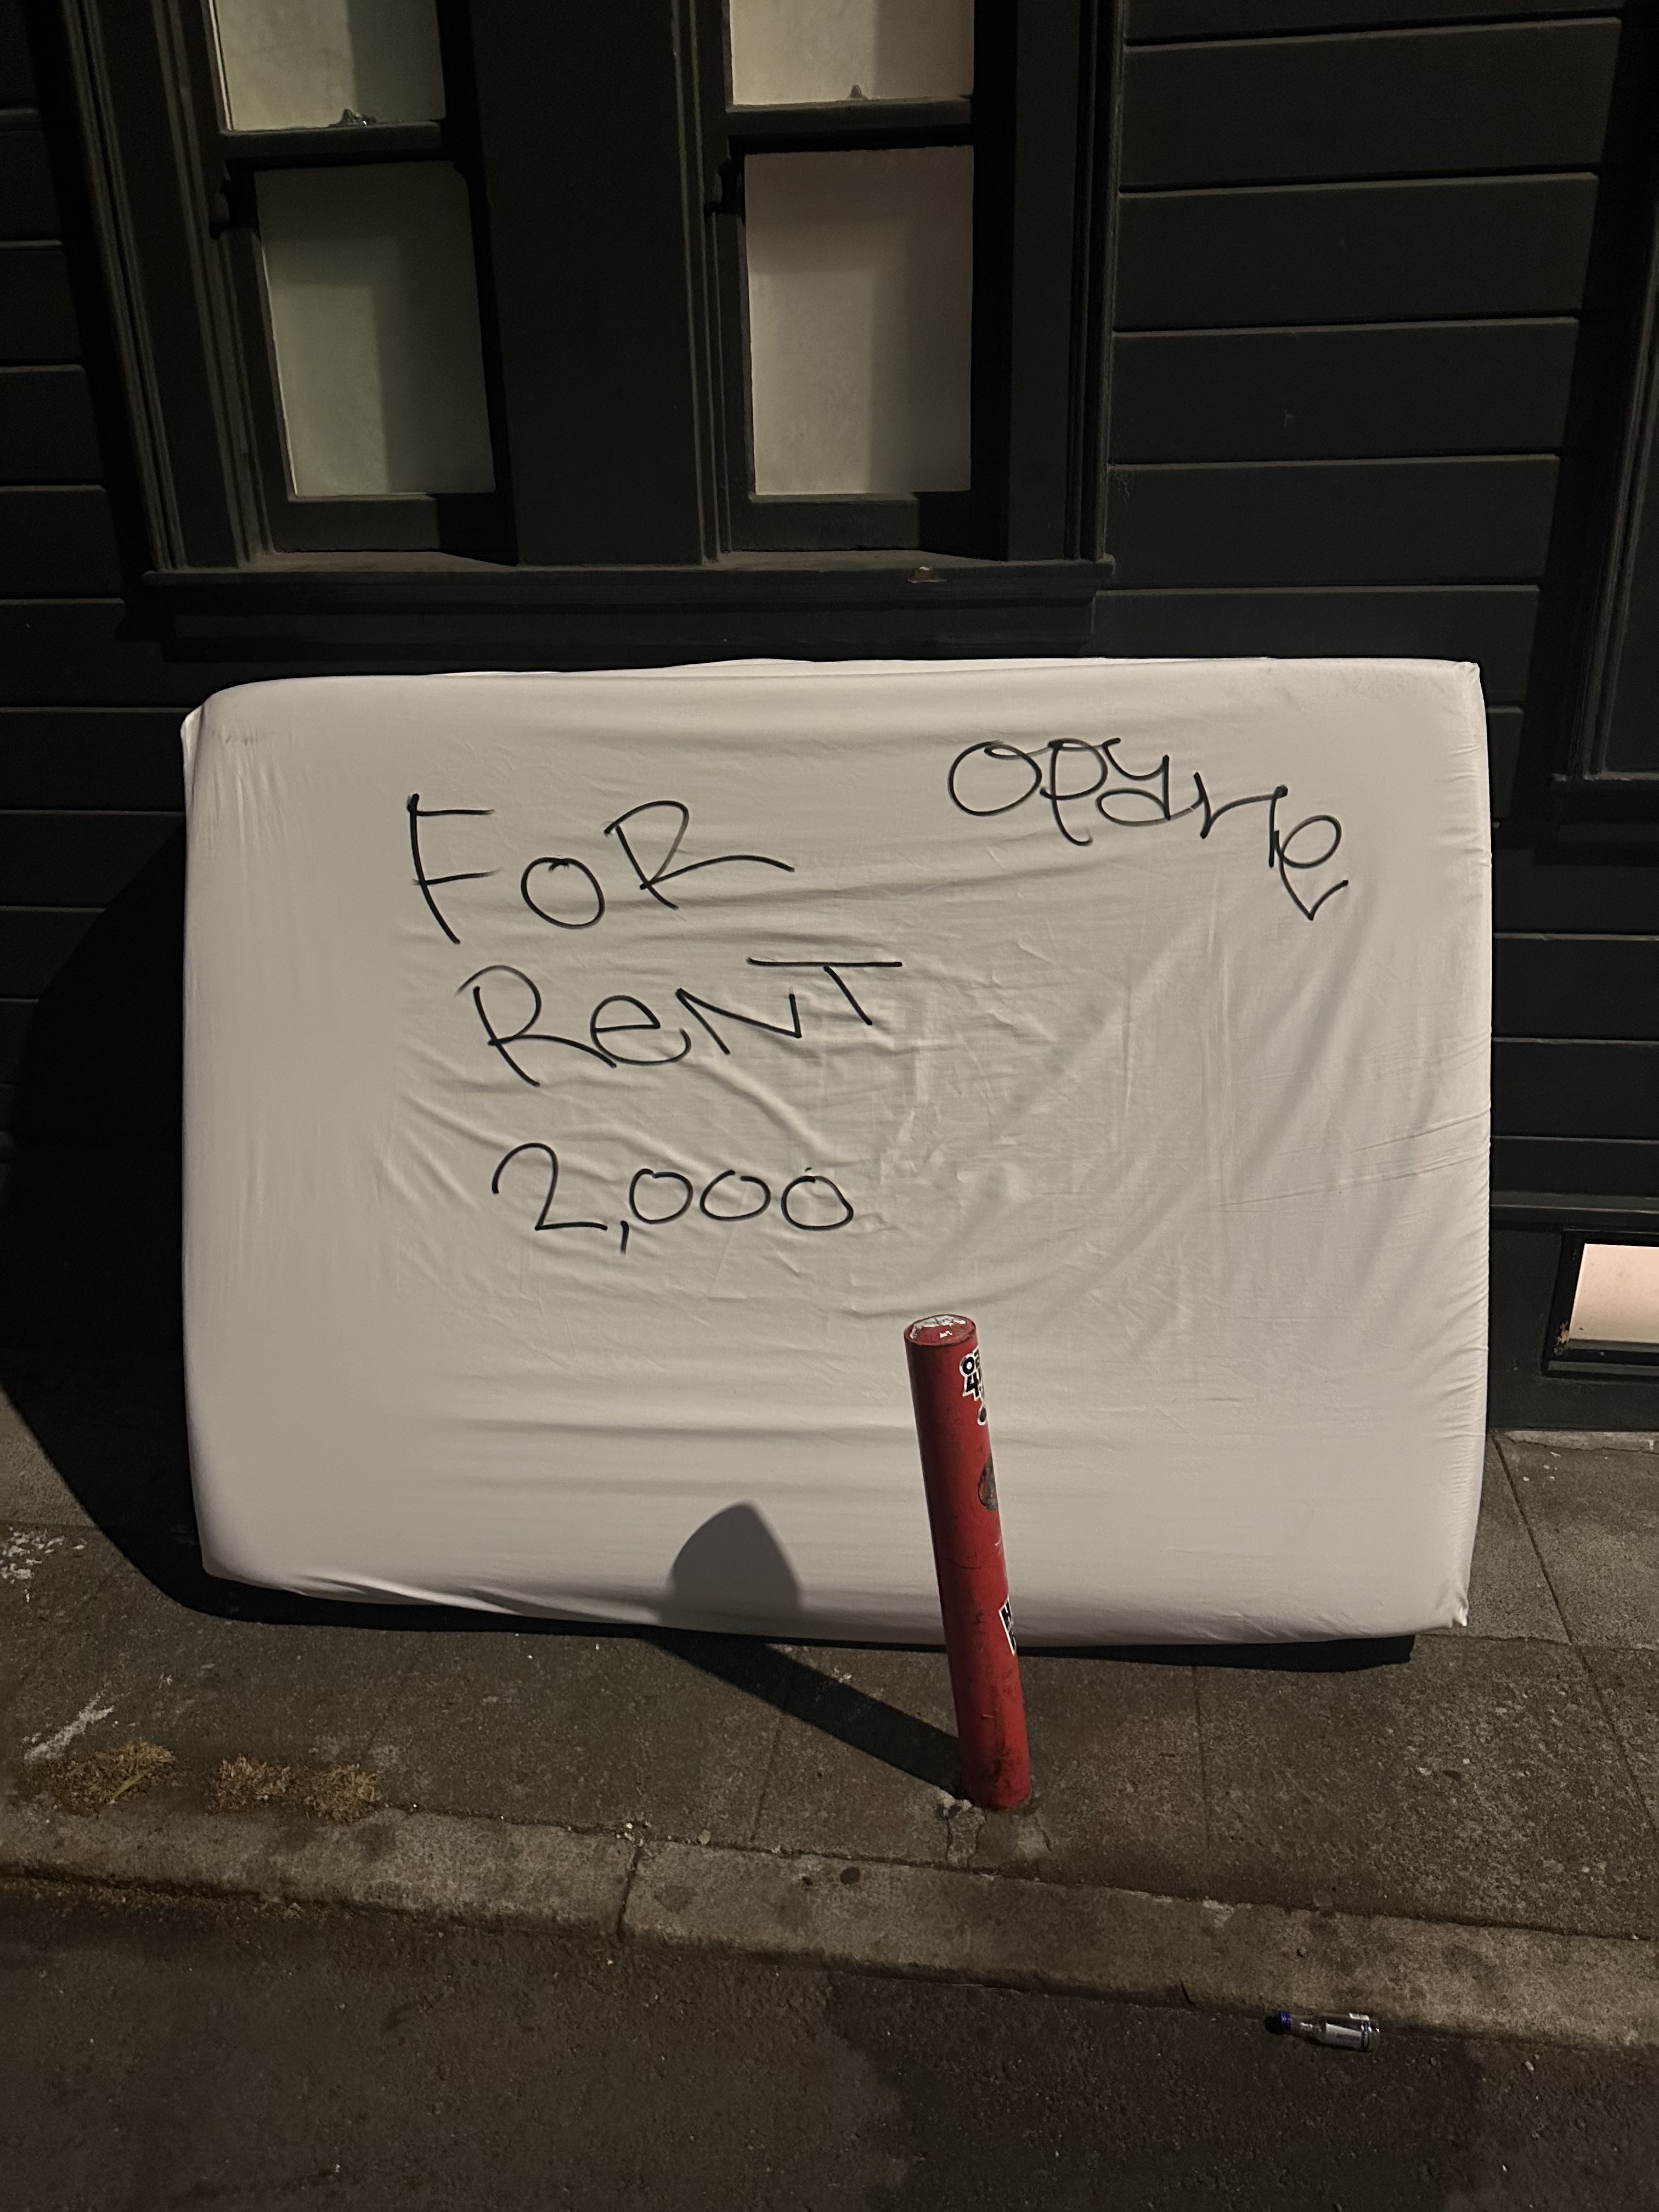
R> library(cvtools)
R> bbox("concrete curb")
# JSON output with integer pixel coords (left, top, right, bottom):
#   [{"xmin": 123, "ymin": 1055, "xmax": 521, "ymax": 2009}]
[
  {"xmin": 3, "ymin": 1797, "xmax": 1654, "ymax": 2051},
  {"xmin": 628, "ymin": 1842, "xmax": 1659, "ymax": 2052},
  {"xmin": 0, "ymin": 1797, "xmax": 634, "ymax": 1930}
]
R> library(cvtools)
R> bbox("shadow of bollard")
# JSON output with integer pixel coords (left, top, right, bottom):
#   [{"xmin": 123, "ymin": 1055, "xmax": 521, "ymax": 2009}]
[{"xmin": 661, "ymin": 1502, "xmax": 960, "ymax": 1791}]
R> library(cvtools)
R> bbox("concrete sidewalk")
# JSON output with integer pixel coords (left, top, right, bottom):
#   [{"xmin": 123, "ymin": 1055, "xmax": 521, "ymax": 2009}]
[{"xmin": 2, "ymin": 1362, "xmax": 1656, "ymax": 2046}]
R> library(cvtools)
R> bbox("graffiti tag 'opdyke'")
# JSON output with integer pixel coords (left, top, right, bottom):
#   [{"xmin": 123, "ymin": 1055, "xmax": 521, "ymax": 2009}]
[{"xmin": 947, "ymin": 736, "xmax": 1350, "ymax": 922}]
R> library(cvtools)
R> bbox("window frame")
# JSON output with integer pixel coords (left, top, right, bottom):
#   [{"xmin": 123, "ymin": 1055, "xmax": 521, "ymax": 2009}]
[
  {"xmin": 1545, "ymin": 1229, "xmax": 1659, "ymax": 1378},
  {"xmin": 700, "ymin": 0, "xmax": 1102, "ymax": 565},
  {"xmin": 1567, "ymin": 196, "xmax": 1659, "ymax": 788},
  {"xmin": 697, "ymin": 0, "xmax": 1006, "ymax": 557},
  {"xmin": 1534, "ymin": 21, "xmax": 1659, "ymax": 827},
  {"xmin": 52, "ymin": 0, "xmax": 1116, "ymax": 646},
  {"xmin": 170, "ymin": 0, "xmax": 515, "ymax": 557}
]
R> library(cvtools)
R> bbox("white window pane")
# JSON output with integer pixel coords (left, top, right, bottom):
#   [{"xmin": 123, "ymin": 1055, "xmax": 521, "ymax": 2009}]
[
  {"xmin": 729, "ymin": 0, "xmax": 973, "ymax": 105},
  {"xmin": 1567, "ymin": 1244, "xmax": 1659, "ymax": 1346},
  {"xmin": 213, "ymin": 0, "xmax": 444, "ymax": 131},
  {"xmin": 745, "ymin": 147, "xmax": 972, "ymax": 498},
  {"xmin": 258, "ymin": 164, "xmax": 494, "ymax": 497}
]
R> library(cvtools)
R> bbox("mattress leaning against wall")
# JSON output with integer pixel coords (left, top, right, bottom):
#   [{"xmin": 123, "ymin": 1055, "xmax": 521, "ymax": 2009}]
[{"xmin": 179, "ymin": 654, "xmax": 1491, "ymax": 1642}]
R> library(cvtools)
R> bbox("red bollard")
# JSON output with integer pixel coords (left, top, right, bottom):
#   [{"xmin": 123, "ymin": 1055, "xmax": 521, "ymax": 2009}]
[{"xmin": 904, "ymin": 1314, "xmax": 1032, "ymax": 1812}]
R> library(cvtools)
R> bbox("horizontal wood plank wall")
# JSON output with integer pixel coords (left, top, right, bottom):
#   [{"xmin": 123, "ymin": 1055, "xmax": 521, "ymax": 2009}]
[
  {"xmin": 1126, "ymin": 1, "xmax": 1621, "ymax": 37},
  {"xmin": 1491, "ymin": 848, "xmax": 1659, "ymax": 1201},
  {"xmin": 1111, "ymin": 323, "xmax": 1581, "ymax": 461},
  {"xmin": 1106, "ymin": 457, "xmax": 1559, "ymax": 585},
  {"xmin": 1114, "ymin": 179, "xmax": 1600, "ymax": 329},
  {"xmin": 1, "ymin": 0, "xmax": 1654, "ymax": 1368},
  {"xmin": 1120, "ymin": 22, "xmax": 1620, "ymax": 186},
  {"xmin": 0, "ymin": 15, "xmax": 187, "ymax": 1153},
  {"xmin": 0, "ymin": 242, "xmax": 77, "ymax": 357},
  {"xmin": 0, "ymin": 124, "xmax": 54, "ymax": 236},
  {"xmin": 1107, "ymin": 3, "xmax": 1658, "ymax": 1231}
]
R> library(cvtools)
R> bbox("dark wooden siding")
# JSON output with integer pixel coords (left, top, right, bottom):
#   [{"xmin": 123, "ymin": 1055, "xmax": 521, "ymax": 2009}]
[
  {"xmin": 1127, "ymin": 1, "xmax": 1621, "ymax": 32},
  {"xmin": 0, "ymin": 0, "xmax": 1652, "ymax": 1414},
  {"xmin": 0, "ymin": 40, "xmax": 188, "ymax": 1173},
  {"xmin": 1114, "ymin": 178, "xmax": 1600, "ymax": 329},
  {"xmin": 1107, "ymin": 1, "xmax": 1658, "ymax": 1248},
  {"xmin": 1489, "ymin": 850, "xmax": 1659, "ymax": 1206},
  {"xmin": 1110, "ymin": 322, "xmax": 1582, "ymax": 462},
  {"xmin": 1120, "ymin": 21, "xmax": 1621, "ymax": 187},
  {"xmin": 1105, "ymin": 458, "xmax": 1559, "ymax": 586}
]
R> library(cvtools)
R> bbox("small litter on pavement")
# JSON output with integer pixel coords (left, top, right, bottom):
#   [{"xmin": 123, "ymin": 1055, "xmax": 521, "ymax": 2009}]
[{"xmin": 1269, "ymin": 2010, "xmax": 1381, "ymax": 2051}]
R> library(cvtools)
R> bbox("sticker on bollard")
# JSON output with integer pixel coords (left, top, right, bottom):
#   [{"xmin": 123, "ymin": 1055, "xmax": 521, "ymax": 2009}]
[{"xmin": 904, "ymin": 1314, "xmax": 1032, "ymax": 1812}]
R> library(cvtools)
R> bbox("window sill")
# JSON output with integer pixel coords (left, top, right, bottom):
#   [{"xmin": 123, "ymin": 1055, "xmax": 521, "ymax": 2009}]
[
  {"xmin": 137, "ymin": 557, "xmax": 1114, "ymax": 666},
  {"xmin": 1546, "ymin": 774, "xmax": 1659, "ymax": 848}
]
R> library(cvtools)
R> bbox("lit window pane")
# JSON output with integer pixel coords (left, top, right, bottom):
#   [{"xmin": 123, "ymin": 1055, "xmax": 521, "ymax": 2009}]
[
  {"xmin": 213, "ymin": 0, "xmax": 444, "ymax": 131},
  {"xmin": 729, "ymin": 0, "xmax": 973, "ymax": 105},
  {"xmin": 1567, "ymin": 1244, "xmax": 1659, "ymax": 1347},
  {"xmin": 744, "ymin": 148, "xmax": 972, "ymax": 498},
  {"xmin": 258, "ymin": 165, "xmax": 494, "ymax": 497}
]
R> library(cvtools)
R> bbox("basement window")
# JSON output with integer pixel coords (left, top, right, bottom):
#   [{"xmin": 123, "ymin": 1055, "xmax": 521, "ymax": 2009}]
[{"xmin": 1550, "ymin": 1239, "xmax": 1659, "ymax": 1372}]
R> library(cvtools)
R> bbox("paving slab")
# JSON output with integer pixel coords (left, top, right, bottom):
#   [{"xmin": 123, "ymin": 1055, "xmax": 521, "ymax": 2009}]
[
  {"xmin": 0, "ymin": 1547, "xmax": 426, "ymax": 1769},
  {"xmin": 752, "ymin": 1646, "xmax": 962, "ymax": 1866},
  {"xmin": 367, "ymin": 1627, "xmax": 787, "ymax": 1842},
  {"xmin": 1445, "ymin": 1437, "xmax": 1567, "ymax": 1644},
  {"xmin": 1502, "ymin": 1437, "xmax": 1659, "ymax": 1651},
  {"xmin": 978, "ymin": 1655, "xmax": 1210, "ymax": 1895},
  {"xmin": 1, "ymin": 1407, "xmax": 1655, "ymax": 1964},
  {"xmin": 1583, "ymin": 1645, "xmax": 1659, "ymax": 1831},
  {"xmin": 1195, "ymin": 1634, "xmax": 1659, "ymax": 1938},
  {"xmin": 0, "ymin": 1387, "xmax": 93, "ymax": 1530},
  {"xmin": 0, "ymin": 1525, "xmax": 120, "ymax": 1713}
]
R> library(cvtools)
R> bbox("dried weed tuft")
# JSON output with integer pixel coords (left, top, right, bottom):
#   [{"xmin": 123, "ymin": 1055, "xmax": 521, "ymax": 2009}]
[
  {"xmin": 38, "ymin": 1740, "xmax": 175, "ymax": 1816},
  {"xmin": 210, "ymin": 1756, "xmax": 382, "ymax": 1825}
]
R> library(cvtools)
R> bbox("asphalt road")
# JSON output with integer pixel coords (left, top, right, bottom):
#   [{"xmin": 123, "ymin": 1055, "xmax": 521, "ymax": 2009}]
[{"xmin": 2, "ymin": 1879, "xmax": 1655, "ymax": 2212}]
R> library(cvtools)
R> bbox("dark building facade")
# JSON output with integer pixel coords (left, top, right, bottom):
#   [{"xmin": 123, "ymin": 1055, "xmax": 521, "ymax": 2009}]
[{"xmin": 1, "ymin": 0, "xmax": 1656, "ymax": 1425}]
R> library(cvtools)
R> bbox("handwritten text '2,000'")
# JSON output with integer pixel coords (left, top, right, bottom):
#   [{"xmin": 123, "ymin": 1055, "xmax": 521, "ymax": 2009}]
[
  {"xmin": 947, "ymin": 737, "xmax": 1350, "ymax": 922},
  {"xmin": 490, "ymin": 1143, "xmax": 855, "ymax": 1256}
]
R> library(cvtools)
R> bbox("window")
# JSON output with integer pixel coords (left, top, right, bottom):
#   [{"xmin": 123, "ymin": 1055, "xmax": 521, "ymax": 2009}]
[
  {"xmin": 703, "ymin": 0, "xmax": 990, "ymax": 551},
  {"xmin": 1549, "ymin": 1237, "xmax": 1659, "ymax": 1374},
  {"xmin": 175, "ymin": 0, "xmax": 512, "ymax": 555},
  {"xmin": 60, "ymin": 0, "xmax": 1110, "ymax": 611}
]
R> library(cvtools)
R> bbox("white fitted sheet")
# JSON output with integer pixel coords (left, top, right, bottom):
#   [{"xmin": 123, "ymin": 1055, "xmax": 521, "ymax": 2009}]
[{"xmin": 182, "ymin": 656, "xmax": 1490, "ymax": 1640}]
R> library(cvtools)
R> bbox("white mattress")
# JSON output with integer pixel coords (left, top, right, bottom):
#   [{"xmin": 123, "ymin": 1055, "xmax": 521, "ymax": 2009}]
[{"xmin": 181, "ymin": 656, "xmax": 1490, "ymax": 1641}]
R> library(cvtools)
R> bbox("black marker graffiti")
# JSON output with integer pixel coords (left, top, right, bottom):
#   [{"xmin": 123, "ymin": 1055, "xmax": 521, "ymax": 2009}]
[
  {"xmin": 588, "ymin": 994, "xmax": 692, "ymax": 1069},
  {"xmin": 603, "ymin": 799, "xmax": 794, "ymax": 912},
  {"xmin": 458, "ymin": 956, "xmax": 902, "ymax": 1084},
  {"xmin": 415, "ymin": 795, "xmax": 789, "ymax": 942},
  {"xmin": 492, "ymin": 1150, "xmax": 856, "ymax": 1251},
  {"xmin": 520, "ymin": 855, "xmax": 605, "ymax": 930},
  {"xmin": 408, "ymin": 795, "xmax": 495, "ymax": 945},
  {"xmin": 744, "ymin": 957, "xmax": 904, "ymax": 1024},
  {"xmin": 675, "ymin": 984, "xmax": 803, "ymax": 1058},
  {"xmin": 780, "ymin": 1175, "xmax": 856, "ymax": 1232},
  {"xmin": 489, "ymin": 1142, "xmax": 607, "ymax": 1235},
  {"xmin": 629, "ymin": 1168, "xmax": 693, "ymax": 1223},
  {"xmin": 700, "ymin": 1170, "xmax": 771, "ymax": 1221},
  {"xmin": 458, "ymin": 965, "xmax": 614, "ymax": 1084},
  {"xmin": 947, "ymin": 738, "xmax": 1350, "ymax": 922}
]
